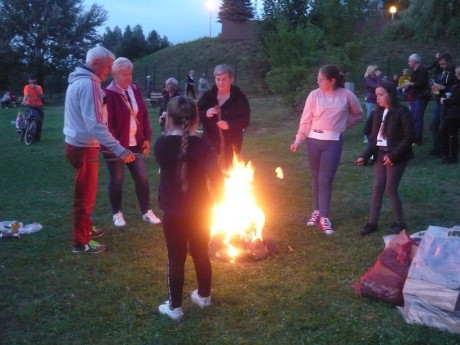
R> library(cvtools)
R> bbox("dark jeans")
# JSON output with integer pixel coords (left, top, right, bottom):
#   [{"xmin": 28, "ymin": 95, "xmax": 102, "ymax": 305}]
[
  {"xmin": 162, "ymin": 213, "xmax": 212, "ymax": 308},
  {"xmin": 306, "ymin": 137, "xmax": 343, "ymax": 218},
  {"xmin": 65, "ymin": 144, "xmax": 99, "ymax": 246},
  {"xmin": 429, "ymin": 102, "xmax": 445, "ymax": 151},
  {"xmin": 104, "ymin": 147, "xmax": 150, "ymax": 215},
  {"xmin": 411, "ymin": 99, "xmax": 429, "ymax": 145},
  {"xmin": 441, "ymin": 118, "xmax": 460, "ymax": 160},
  {"xmin": 369, "ymin": 151, "xmax": 407, "ymax": 225}
]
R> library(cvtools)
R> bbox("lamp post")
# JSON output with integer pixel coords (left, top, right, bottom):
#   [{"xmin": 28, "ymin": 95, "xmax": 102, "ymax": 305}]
[
  {"xmin": 206, "ymin": 0, "xmax": 216, "ymax": 37},
  {"xmin": 389, "ymin": 6, "xmax": 397, "ymax": 20}
]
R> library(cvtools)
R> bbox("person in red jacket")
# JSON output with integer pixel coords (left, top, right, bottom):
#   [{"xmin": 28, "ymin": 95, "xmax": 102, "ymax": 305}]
[{"xmin": 103, "ymin": 57, "xmax": 161, "ymax": 227}]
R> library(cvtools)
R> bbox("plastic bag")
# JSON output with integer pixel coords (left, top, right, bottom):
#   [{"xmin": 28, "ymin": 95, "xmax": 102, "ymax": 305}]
[
  {"xmin": 399, "ymin": 225, "xmax": 460, "ymax": 334},
  {"xmin": 352, "ymin": 230, "xmax": 419, "ymax": 305}
]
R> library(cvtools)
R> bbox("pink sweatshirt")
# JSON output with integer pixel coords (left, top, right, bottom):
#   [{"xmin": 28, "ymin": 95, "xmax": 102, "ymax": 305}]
[{"xmin": 295, "ymin": 87, "xmax": 363, "ymax": 143}]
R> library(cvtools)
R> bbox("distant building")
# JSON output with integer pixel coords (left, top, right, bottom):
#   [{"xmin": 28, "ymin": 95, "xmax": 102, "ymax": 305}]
[{"xmin": 220, "ymin": 18, "xmax": 255, "ymax": 41}]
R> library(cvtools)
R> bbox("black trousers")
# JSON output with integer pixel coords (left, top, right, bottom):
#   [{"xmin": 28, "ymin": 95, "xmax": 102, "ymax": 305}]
[
  {"xmin": 441, "ymin": 118, "xmax": 460, "ymax": 160},
  {"xmin": 162, "ymin": 212, "xmax": 212, "ymax": 308}
]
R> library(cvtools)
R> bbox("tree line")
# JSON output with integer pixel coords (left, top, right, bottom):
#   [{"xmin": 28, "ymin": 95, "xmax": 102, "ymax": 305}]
[{"xmin": 1, "ymin": 0, "xmax": 459, "ymax": 98}]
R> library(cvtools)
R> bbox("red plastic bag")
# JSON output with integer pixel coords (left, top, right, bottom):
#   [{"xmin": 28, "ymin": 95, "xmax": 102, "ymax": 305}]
[{"xmin": 353, "ymin": 230, "xmax": 419, "ymax": 305}]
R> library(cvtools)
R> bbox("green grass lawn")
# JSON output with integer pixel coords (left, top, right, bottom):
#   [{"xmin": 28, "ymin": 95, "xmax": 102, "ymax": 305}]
[{"xmin": 0, "ymin": 99, "xmax": 459, "ymax": 345}]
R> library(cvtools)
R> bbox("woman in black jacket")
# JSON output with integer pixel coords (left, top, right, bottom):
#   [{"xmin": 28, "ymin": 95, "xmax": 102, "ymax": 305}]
[
  {"xmin": 440, "ymin": 66, "xmax": 460, "ymax": 164},
  {"xmin": 197, "ymin": 64, "xmax": 250, "ymax": 170},
  {"xmin": 355, "ymin": 80, "xmax": 415, "ymax": 236}
]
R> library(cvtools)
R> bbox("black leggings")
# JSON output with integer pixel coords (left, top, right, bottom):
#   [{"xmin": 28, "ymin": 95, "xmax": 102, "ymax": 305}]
[
  {"xmin": 441, "ymin": 118, "xmax": 460, "ymax": 159},
  {"xmin": 162, "ymin": 213, "xmax": 212, "ymax": 308}
]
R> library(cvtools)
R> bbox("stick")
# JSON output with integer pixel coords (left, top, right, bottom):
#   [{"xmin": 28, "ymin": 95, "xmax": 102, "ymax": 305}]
[{"xmin": 217, "ymin": 106, "xmax": 226, "ymax": 170}]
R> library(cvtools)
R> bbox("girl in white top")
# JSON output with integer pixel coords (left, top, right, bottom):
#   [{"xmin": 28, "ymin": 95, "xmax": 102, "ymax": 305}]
[{"xmin": 291, "ymin": 65, "xmax": 363, "ymax": 234}]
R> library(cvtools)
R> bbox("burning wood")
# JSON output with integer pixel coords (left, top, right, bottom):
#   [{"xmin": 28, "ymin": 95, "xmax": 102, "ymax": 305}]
[{"xmin": 208, "ymin": 156, "xmax": 278, "ymax": 261}]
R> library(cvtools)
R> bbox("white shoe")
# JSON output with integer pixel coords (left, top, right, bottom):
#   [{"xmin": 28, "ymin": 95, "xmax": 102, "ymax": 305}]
[
  {"xmin": 319, "ymin": 217, "xmax": 335, "ymax": 235},
  {"xmin": 142, "ymin": 210, "xmax": 161, "ymax": 225},
  {"xmin": 191, "ymin": 289, "xmax": 212, "ymax": 308},
  {"xmin": 158, "ymin": 301, "xmax": 183, "ymax": 320},
  {"xmin": 112, "ymin": 211, "xmax": 126, "ymax": 227}
]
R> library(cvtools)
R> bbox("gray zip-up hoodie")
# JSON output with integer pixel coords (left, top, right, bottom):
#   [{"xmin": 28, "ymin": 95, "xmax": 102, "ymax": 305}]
[{"xmin": 63, "ymin": 66, "xmax": 129, "ymax": 158}]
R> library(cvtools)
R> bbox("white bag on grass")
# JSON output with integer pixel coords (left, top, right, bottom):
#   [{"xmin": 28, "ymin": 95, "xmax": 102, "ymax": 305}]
[{"xmin": 399, "ymin": 225, "xmax": 460, "ymax": 334}]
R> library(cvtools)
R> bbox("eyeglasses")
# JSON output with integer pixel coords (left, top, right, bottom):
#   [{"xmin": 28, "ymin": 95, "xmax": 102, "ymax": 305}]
[{"xmin": 317, "ymin": 78, "xmax": 326, "ymax": 83}]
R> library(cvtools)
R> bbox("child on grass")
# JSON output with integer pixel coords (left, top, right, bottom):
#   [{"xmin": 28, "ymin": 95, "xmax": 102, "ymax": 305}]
[{"xmin": 154, "ymin": 96, "xmax": 224, "ymax": 320}]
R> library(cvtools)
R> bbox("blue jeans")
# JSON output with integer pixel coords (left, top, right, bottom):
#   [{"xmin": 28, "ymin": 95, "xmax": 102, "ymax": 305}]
[
  {"xmin": 306, "ymin": 137, "xmax": 342, "ymax": 218},
  {"xmin": 369, "ymin": 151, "xmax": 407, "ymax": 225},
  {"xmin": 429, "ymin": 102, "xmax": 444, "ymax": 151},
  {"xmin": 411, "ymin": 99, "xmax": 429, "ymax": 145},
  {"xmin": 104, "ymin": 147, "xmax": 150, "ymax": 215},
  {"xmin": 365, "ymin": 102, "xmax": 376, "ymax": 140}
]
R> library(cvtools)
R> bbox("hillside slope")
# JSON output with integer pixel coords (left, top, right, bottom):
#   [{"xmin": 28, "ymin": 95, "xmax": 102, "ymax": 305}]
[{"xmin": 133, "ymin": 37, "xmax": 270, "ymax": 96}]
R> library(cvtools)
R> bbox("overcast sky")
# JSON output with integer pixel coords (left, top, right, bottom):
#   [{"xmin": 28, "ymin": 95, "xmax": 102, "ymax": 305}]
[{"xmin": 83, "ymin": 0, "xmax": 262, "ymax": 44}]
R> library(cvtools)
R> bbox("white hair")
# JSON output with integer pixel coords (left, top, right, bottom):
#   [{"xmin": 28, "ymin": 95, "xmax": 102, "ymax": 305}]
[
  {"xmin": 166, "ymin": 77, "xmax": 178, "ymax": 88},
  {"xmin": 85, "ymin": 46, "xmax": 115, "ymax": 67},
  {"xmin": 408, "ymin": 53, "xmax": 421, "ymax": 63},
  {"xmin": 111, "ymin": 57, "xmax": 133, "ymax": 75}
]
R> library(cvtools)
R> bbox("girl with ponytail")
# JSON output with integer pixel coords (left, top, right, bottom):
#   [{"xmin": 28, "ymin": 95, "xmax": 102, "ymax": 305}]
[{"xmin": 154, "ymin": 96, "xmax": 224, "ymax": 320}]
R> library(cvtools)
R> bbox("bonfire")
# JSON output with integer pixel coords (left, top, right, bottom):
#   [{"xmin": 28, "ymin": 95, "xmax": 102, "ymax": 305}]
[{"xmin": 208, "ymin": 156, "xmax": 278, "ymax": 261}]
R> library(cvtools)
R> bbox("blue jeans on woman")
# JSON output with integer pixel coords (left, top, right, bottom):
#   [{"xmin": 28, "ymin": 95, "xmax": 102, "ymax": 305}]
[
  {"xmin": 104, "ymin": 147, "xmax": 150, "ymax": 215},
  {"xmin": 306, "ymin": 137, "xmax": 343, "ymax": 218}
]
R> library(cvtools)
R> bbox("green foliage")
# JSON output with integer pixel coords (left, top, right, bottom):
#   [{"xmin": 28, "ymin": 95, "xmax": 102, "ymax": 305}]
[
  {"xmin": 262, "ymin": 21, "xmax": 323, "ymax": 102},
  {"xmin": 0, "ymin": 0, "xmax": 107, "ymax": 87},
  {"xmin": 218, "ymin": 0, "xmax": 254, "ymax": 21},
  {"xmin": 102, "ymin": 25, "xmax": 171, "ymax": 61},
  {"xmin": 394, "ymin": 0, "xmax": 460, "ymax": 42}
]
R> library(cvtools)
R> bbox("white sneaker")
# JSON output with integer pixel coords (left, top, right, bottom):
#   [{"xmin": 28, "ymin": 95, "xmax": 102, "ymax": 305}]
[
  {"xmin": 319, "ymin": 217, "xmax": 335, "ymax": 235},
  {"xmin": 142, "ymin": 210, "xmax": 161, "ymax": 225},
  {"xmin": 158, "ymin": 301, "xmax": 183, "ymax": 320},
  {"xmin": 113, "ymin": 211, "xmax": 126, "ymax": 227},
  {"xmin": 306, "ymin": 210, "xmax": 320, "ymax": 226},
  {"xmin": 191, "ymin": 289, "xmax": 211, "ymax": 308}
]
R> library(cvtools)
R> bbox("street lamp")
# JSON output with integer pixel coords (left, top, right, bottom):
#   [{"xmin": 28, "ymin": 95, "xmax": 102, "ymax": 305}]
[
  {"xmin": 389, "ymin": 6, "xmax": 397, "ymax": 20},
  {"xmin": 206, "ymin": 0, "xmax": 216, "ymax": 37}
]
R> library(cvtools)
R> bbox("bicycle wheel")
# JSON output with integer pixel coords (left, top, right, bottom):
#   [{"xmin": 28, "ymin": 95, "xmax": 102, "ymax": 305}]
[
  {"xmin": 17, "ymin": 127, "xmax": 25, "ymax": 142},
  {"xmin": 25, "ymin": 120, "xmax": 37, "ymax": 145}
]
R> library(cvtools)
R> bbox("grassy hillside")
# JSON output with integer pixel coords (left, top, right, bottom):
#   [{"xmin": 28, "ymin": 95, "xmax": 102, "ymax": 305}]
[
  {"xmin": 132, "ymin": 37, "xmax": 270, "ymax": 96},
  {"xmin": 133, "ymin": 34, "xmax": 460, "ymax": 100}
]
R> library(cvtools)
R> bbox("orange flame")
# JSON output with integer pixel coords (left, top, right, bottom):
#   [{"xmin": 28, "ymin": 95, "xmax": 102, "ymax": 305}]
[{"xmin": 211, "ymin": 156, "xmax": 265, "ymax": 259}]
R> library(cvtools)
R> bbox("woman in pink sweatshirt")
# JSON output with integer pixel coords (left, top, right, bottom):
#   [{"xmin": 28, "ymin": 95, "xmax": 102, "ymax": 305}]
[{"xmin": 291, "ymin": 65, "xmax": 363, "ymax": 234}]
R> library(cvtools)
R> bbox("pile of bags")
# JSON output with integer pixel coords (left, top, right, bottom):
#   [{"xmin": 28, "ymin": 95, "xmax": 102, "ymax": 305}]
[{"xmin": 353, "ymin": 226, "xmax": 460, "ymax": 334}]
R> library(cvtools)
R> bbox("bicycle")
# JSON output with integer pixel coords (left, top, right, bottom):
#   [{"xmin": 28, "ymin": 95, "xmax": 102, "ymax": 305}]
[{"xmin": 15, "ymin": 107, "xmax": 41, "ymax": 145}]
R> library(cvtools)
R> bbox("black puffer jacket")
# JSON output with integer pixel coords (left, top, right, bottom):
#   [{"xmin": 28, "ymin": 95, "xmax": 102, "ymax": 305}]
[
  {"xmin": 361, "ymin": 104, "xmax": 415, "ymax": 164},
  {"xmin": 443, "ymin": 80, "xmax": 460, "ymax": 120}
]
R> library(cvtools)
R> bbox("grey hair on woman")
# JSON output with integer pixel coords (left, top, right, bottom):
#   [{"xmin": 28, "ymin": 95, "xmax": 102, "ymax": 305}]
[
  {"xmin": 111, "ymin": 57, "xmax": 133, "ymax": 75},
  {"xmin": 214, "ymin": 64, "xmax": 234, "ymax": 78}
]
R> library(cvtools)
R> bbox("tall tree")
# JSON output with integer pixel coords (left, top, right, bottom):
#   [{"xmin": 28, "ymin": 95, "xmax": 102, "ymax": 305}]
[
  {"xmin": 0, "ymin": 0, "xmax": 107, "ymax": 87},
  {"xmin": 219, "ymin": 0, "xmax": 255, "ymax": 21}
]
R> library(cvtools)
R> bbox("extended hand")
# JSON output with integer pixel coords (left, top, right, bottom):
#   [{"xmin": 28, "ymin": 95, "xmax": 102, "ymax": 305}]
[{"xmin": 216, "ymin": 120, "xmax": 229, "ymax": 130}]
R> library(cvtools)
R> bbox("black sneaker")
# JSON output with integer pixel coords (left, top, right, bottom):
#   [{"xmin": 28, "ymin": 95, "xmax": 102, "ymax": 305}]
[
  {"xmin": 72, "ymin": 240, "xmax": 107, "ymax": 254},
  {"xmin": 359, "ymin": 223, "xmax": 378, "ymax": 236},
  {"xmin": 387, "ymin": 223, "xmax": 406, "ymax": 234}
]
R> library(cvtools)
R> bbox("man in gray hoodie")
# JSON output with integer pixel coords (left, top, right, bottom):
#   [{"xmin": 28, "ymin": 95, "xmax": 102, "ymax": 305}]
[{"xmin": 64, "ymin": 46, "xmax": 135, "ymax": 254}]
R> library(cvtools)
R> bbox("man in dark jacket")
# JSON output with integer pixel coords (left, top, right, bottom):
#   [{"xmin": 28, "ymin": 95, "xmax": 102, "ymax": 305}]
[
  {"xmin": 406, "ymin": 53, "xmax": 430, "ymax": 146},
  {"xmin": 428, "ymin": 53, "xmax": 456, "ymax": 156}
]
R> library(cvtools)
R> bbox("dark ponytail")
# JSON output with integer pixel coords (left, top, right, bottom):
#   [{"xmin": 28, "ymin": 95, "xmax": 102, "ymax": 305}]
[
  {"xmin": 319, "ymin": 65, "xmax": 346, "ymax": 88},
  {"xmin": 167, "ymin": 96, "xmax": 198, "ymax": 192}
]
